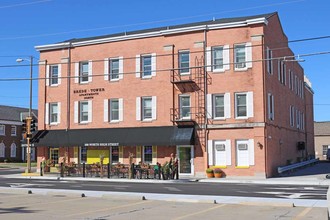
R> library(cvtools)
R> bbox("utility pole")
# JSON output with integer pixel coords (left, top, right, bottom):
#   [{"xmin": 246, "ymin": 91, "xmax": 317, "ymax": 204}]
[{"xmin": 26, "ymin": 116, "xmax": 32, "ymax": 173}]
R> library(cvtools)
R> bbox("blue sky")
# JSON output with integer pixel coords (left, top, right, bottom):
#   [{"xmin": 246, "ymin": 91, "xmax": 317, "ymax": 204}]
[{"xmin": 0, "ymin": 0, "xmax": 329, "ymax": 121}]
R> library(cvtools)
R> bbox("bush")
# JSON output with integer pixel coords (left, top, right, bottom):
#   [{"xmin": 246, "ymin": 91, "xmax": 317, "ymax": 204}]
[
  {"xmin": 213, "ymin": 168, "xmax": 222, "ymax": 174},
  {"xmin": 206, "ymin": 168, "xmax": 214, "ymax": 173}
]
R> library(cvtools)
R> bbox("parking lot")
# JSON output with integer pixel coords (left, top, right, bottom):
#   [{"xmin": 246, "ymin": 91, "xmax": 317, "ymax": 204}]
[{"xmin": 0, "ymin": 190, "xmax": 327, "ymax": 220}]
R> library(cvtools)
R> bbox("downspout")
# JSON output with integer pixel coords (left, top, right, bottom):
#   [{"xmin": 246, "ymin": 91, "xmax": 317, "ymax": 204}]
[
  {"xmin": 261, "ymin": 34, "xmax": 268, "ymax": 178},
  {"xmin": 204, "ymin": 28, "xmax": 208, "ymax": 168},
  {"xmin": 172, "ymin": 45, "xmax": 175, "ymax": 125},
  {"xmin": 67, "ymin": 43, "xmax": 72, "ymax": 130}
]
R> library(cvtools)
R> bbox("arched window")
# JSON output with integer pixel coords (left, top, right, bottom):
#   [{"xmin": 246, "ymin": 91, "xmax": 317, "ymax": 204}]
[
  {"xmin": 10, "ymin": 143, "xmax": 16, "ymax": 158},
  {"xmin": 0, "ymin": 143, "xmax": 5, "ymax": 158}
]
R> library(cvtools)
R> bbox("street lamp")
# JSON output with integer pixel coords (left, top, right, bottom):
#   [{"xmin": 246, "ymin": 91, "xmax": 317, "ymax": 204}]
[{"xmin": 16, "ymin": 56, "xmax": 33, "ymax": 173}]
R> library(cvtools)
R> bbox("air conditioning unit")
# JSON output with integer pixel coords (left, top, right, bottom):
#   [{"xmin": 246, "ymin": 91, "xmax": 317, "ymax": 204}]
[
  {"xmin": 215, "ymin": 144, "xmax": 225, "ymax": 151},
  {"xmin": 235, "ymin": 62, "xmax": 246, "ymax": 69},
  {"xmin": 238, "ymin": 144, "xmax": 248, "ymax": 150}
]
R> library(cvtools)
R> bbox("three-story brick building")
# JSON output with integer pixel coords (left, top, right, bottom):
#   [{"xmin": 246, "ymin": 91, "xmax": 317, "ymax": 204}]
[{"xmin": 34, "ymin": 12, "xmax": 314, "ymax": 177}]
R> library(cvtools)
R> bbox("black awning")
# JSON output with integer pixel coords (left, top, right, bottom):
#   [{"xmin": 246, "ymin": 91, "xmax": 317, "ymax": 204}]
[{"xmin": 32, "ymin": 126, "xmax": 194, "ymax": 147}]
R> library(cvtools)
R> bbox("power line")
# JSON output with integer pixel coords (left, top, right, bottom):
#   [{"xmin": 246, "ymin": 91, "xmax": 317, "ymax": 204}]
[
  {"xmin": 0, "ymin": 0, "xmax": 51, "ymax": 9},
  {"xmin": 0, "ymin": 0, "xmax": 305, "ymax": 40},
  {"xmin": 0, "ymin": 50, "xmax": 329, "ymax": 82}
]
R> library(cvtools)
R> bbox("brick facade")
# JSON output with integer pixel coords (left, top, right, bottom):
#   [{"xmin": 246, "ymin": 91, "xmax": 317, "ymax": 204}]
[{"xmin": 35, "ymin": 12, "xmax": 314, "ymax": 178}]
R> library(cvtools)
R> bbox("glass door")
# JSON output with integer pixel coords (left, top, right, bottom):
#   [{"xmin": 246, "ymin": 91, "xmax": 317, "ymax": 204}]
[
  {"xmin": 50, "ymin": 148, "xmax": 59, "ymax": 165},
  {"xmin": 177, "ymin": 145, "xmax": 194, "ymax": 175}
]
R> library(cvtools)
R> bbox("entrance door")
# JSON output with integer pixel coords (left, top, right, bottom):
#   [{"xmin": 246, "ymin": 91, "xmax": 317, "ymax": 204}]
[
  {"xmin": 177, "ymin": 145, "xmax": 194, "ymax": 175},
  {"xmin": 50, "ymin": 148, "xmax": 59, "ymax": 164},
  {"xmin": 236, "ymin": 140, "xmax": 249, "ymax": 166}
]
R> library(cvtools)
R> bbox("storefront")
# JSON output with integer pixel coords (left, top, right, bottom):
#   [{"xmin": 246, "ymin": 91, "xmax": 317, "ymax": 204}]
[{"xmin": 32, "ymin": 126, "xmax": 194, "ymax": 175}]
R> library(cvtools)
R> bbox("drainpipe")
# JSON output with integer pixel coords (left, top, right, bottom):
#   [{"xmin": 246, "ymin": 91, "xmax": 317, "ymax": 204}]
[
  {"xmin": 67, "ymin": 43, "xmax": 72, "ymax": 131},
  {"xmin": 261, "ymin": 35, "xmax": 268, "ymax": 178},
  {"xmin": 204, "ymin": 28, "xmax": 208, "ymax": 168}
]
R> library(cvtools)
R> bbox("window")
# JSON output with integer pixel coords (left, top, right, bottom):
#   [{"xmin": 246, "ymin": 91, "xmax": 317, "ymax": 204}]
[
  {"xmin": 50, "ymin": 103, "xmax": 58, "ymax": 124},
  {"xmin": 268, "ymin": 93, "xmax": 274, "ymax": 121},
  {"xmin": 50, "ymin": 148, "xmax": 59, "ymax": 164},
  {"xmin": 79, "ymin": 101, "xmax": 89, "ymax": 123},
  {"xmin": 142, "ymin": 97, "xmax": 152, "ymax": 120},
  {"xmin": 212, "ymin": 47, "xmax": 224, "ymax": 70},
  {"xmin": 323, "ymin": 145, "xmax": 329, "ymax": 156},
  {"xmin": 111, "ymin": 146, "xmax": 119, "ymax": 163},
  {"xmin": 80, "ymin": 147, "xmax": 87, "ymax": 163},
  {"xmin": 267, "ymin": 47, "xmax": 273, "ymax": 74},
  {"xmin": 10, "ymin": 143, "xmax": 16, "ymax": 158},
  {"xmin": 179, "ymin": 95, "xmax": 191, "ymax": 119},
  {"xmin": 234, "ymin": 44, "xmax": 246, "ymax": 69},
  {"xmin": 213, "ymin": 95, "xmax": 224, "ymax": 119},
  {"xmin": 110, "ymin": 99, "xmax": 119, "ymax": 121},
  {"xmin": 143, "ymin": 146, "xmax": 152, "ymax": 164},
  {"xmin": 0, "ymin": 125, "xmax": 5, "ymax": 135},
  {"xmin": 142, "ymin": 55, "xmax": 152, "ymax": 78},
  {"xmin": 235, "ymin": 93, "xmax": 247, "ymax": 117},
  {"xmin": 179, "ymin": 51, "xmax": 190, "ymax": 74},
  {"xmin": 11, "ymin": 125, "xmax": 16, "ymax": 136},
  {"xmin": 109, "ymin": 59, "xmax": 119, "ymax": 80},
  {"xmin": 290, "ymin": 106, "xmax": 295, "ymax": 127},
  {"xmin": 80, "ymin": 61, "xmax": 89, "ymax": 83},
  {"xmin": 50, "ymin": 65, "xmax": 59, "ymax": 85},
  {"xmin": 289, "ymin": 70, "xmax": 292, "ymax": 90},
  {"xmin": 278, "ymin": 60, "xmax": 286, "ymax": 84},
  {"xmin": 0, "ymin": 143, "xmax": 4, "ymax": 158}
]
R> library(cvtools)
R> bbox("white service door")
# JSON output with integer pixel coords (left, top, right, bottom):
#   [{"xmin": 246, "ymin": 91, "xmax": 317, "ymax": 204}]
[
  {"xmin": 236, "ymin": 140, "xmax": 249, "ymax": 166},
  {"xmin": 214, "ymin": 141, "xmax": 226, "ymax": 166}
]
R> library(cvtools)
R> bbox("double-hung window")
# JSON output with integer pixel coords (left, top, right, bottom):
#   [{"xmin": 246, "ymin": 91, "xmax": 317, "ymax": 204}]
[
  {"xmin": 142, "ymin": 97, "xmax": 152, "ymax": 120},
  {"xmin": 179, "ymin": 51, "xmax": 190, "ymax": 74},
  {"xmin": 80, "ymin": 62, "xmax": 89, "ymax": 83},
  {"xmin": 143, "ymin": 146, "xmax": 153, "ymax": 164},
  {"xmin": 11, "ymin": 126, "xmax": 16, "ymax": 136},
  {"xmin": 213, "ymin": 95, "xmax": 224, "ymax": 119},
  {"xmin": 142, "ymin": 55, "xmax": 152, "ymax": 78},
  {"xmin": 212, "ymin": 47, "xmax": 224, "ymax": 71},
  {"xmin": 110, "ymin": 99, "xmax": 119, "ymax": 121},
  {"xmin": 110, "ymin": 59, "xmax": 119, "ymax": 80},
  {"xmin": 50, "ymin": 103, "xmax": 59, "ymax": 124},
  {"xmin": 0, "ymin": 125, "xmax": 5, "ymax": 135},
  {"xmin": 268, "ymin": 93, "xmax": 274, "ymax": 121},
  {"xmin": 50, "ymin": 65, "xmax": 59, "ymax": 85},
  {"xmin": 235, "ymin": 93, "xmax": 247, "ymax": 118},
  {"xmin": 179, "ymin": 95, "xmax": 191, "ymax": 119},
  {"xmin": 234, "ymin": 44, "xmax": 246, "ymax": 69},
  {"xmin": 267, "ymin": 47, "xmax": 273, "ymax": 74},
  {"xmin": 79, "ymin": 101, "xmax": 89, "ymax": 123}
]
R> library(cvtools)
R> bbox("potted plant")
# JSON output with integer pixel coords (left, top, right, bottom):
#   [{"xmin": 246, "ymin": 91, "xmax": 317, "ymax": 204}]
[
  {"xmin": 213, "ymin": 168, "xmax": 222, "ymax": 178},
  {"xmin": 206, "ymin": 168, "xmax": 214, "ymax": 178}
]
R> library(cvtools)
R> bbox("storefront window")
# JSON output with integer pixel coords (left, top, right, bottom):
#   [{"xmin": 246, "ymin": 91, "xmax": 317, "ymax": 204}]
[
  {"xmin": 111, "ymin": 146, "xmax": 119, "ymax": 163},
  {"xmin": 143, "ymin": 146, "xmax": 152, "ymax": 164},
  {"xmin": 81, "ymin": 146, "xmax": 87, "ymax": 163}
]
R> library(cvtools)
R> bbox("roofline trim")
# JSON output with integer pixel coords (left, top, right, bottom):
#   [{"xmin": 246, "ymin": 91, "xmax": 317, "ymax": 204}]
[{"xmin": 35, "ymin": 17, "xmax": 268, "ymax": 52}]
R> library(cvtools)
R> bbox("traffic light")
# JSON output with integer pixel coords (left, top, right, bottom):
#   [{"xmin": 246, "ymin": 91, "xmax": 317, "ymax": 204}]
[
  {"xmin": 30, "ymin": 119, "xmax": 36, "ymax": 133},
  {"xmin": 22, "ymin": 119, "xmax": 27, "ymax": 133}
]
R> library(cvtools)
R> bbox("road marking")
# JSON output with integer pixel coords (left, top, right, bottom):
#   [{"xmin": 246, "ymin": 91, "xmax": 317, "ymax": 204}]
[
  {"xmin": 65, "ymin": 200, "xmax": 151, "ymax": 217},
  {"xmin": 173, "ymin": 204, "xmax": 226, "ymax": 220},
  {"xmin": 293, "ymin": 207, "xmax": 312, "ymax": 220},
  {"xmin": 164, "ymin": 186, "xmax": 182, "ymax": 192},
  {"xmin": 8, "ymin": 183, "xmax": 54, "ymax": 188}
]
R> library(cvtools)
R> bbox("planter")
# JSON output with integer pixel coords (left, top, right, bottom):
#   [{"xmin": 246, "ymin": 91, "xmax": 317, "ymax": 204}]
[
  {"xmin": 214, "ymin": 172, "xmax": 222, "ymax": 178},
  {"xmin": 206, "ymin": 172, "xmax": 214, "ymax": 178}
]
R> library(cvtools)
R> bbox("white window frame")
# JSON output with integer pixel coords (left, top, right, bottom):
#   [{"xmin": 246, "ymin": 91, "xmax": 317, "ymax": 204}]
[
  {"xmin": 141, "ymin": 55, "xmax": 152, "ymax": 78},
  {"xmin": 213, "ymin": 94, "xmax": 225, "ymax": 119},
  {"xmin": 212, "ymin": 46, "xmax": 224, "ymax": 72},
  {"xmin": 50, "ymin": 65, "xmax": 59, "ymax": 86},
  {"xmin": 110, "ymin": 99, "xmax": 120, "ymax": 122},
  {"xmin": 49, "ymin": 102, "xmax": 59, "ymax": 124},
  {"xmin": 179, "ymin": 51, "xmax": 190, "ymax": 75},
  {"xmin": 10, "ymin": 143, "xmax": 16, "ymax": 158},
  {"xmin": 179, "ymin": 94, "xmax": 191, "ymax": 119},
  {"xmin": 142, "ymin": 97, "xmax": 152, "ymax": 121},
  {"xmin": 79, "ymin": 61, "xmax": 89, "ymax": 83},
  {"xmin": 235, "ymin": 93, "xmax": 247, "ymax": 118},
  {"xmin": 0, "ymin": 143, "xmax": 5, "ymax": 158},
  {"xmin": 79, "ymin": 101, "xmax": 90, "ymax": 123},
  {"xmin": 109, "ymin": 58, "xmax": 120, "ymax": 81},
  {"xmin": 0, "ymin": 125, "xmax": 5, "ymax": 136},
  {"xmin": 11, "ymin": 125, "xmax": 17, "ymax": 136}
]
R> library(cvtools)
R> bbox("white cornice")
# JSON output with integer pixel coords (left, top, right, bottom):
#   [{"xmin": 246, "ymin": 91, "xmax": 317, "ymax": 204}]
[
  {"xmin": 0, "ymin": 120, "xmax": 22, "ymax": 126},
  {"xmin": 35, "ymin": 17, "xmax": 268, "ymax": 52}
]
